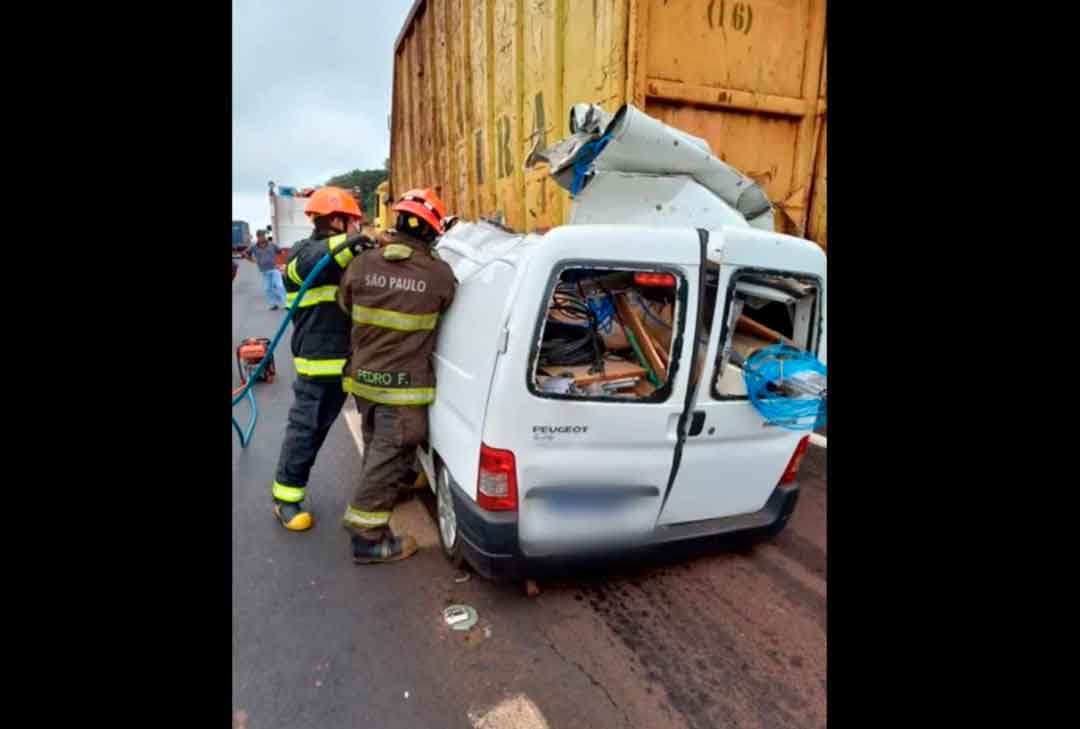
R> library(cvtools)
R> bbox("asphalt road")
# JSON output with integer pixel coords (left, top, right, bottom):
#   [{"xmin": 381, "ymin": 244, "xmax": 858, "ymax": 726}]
[{"xmin": 232, "ymin": 260, "xmax": 827, "ymax": 729}]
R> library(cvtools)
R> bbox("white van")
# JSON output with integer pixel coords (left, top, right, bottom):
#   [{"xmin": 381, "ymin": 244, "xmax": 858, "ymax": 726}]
[{"xmin": 416, "ymin": 220, "xmax": 826, "ymax": 579}]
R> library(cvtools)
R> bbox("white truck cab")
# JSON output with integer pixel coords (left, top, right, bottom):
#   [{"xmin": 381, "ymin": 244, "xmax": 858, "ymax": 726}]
[{"xmin": 416, "ymin": 220, "xmax": 825, "ymax": 579}]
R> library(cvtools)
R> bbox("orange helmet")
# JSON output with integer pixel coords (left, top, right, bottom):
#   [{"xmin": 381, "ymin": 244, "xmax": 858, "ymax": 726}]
[
  {"xmin": 392, "ymin": 188, "xmax": 446, "ymax": 235},
  {"xmin": 304, "ymin": 186, "xmax": 364, "ymax": 221}
]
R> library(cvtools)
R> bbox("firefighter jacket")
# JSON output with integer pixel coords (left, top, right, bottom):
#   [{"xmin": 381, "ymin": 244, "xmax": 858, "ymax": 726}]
[
  {"xmin": 282, "ymin": 231, "xmax": 357, "ymax": 378},
  {"xmin": 338, "ymin": 231, "xmax": 457, "ymax": 406}
]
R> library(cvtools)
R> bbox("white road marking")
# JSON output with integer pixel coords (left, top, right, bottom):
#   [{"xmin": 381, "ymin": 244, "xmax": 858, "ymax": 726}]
[
  {"xmin": 469, "ymin": 694, "xmax": 550, "ymax": 729},
  {"xmin": 342, "ymin": 398, "xmax": 365, "ymax": 456}
]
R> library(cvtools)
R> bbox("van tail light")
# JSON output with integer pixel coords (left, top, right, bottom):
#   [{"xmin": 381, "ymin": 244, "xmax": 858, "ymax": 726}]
[
  {"xmin": 779, "ymin": 436, "xmax": 811, "ymax": 485},
  {"xmin": 634, "ymin": 272, "xmax": 676, "ymax": 287},
  {"xmin": 477, "ymin": 443, "xmax": 518, "ymax": 511}
]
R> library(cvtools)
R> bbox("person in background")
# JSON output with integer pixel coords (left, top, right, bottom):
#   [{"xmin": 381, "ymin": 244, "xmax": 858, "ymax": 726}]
[{"xmin": 245, "ymin": 229, "xmax": 286, "ymax": 310}]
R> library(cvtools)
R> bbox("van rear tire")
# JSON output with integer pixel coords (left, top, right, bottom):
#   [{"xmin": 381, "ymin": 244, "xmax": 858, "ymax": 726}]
[{"xmin": 436, "ymin": 464, "xmax": 465, "ymax": 569}]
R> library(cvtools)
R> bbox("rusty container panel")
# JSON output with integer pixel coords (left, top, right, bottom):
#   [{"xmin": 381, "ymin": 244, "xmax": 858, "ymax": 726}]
[
  {"xmin": 491, "ymin": 0, "xmax": 524, "ymax": 228},
  {"xmin": 806, "ymin": 47, "xmax": 826, "ymax": 249},
  {"xmin": 408, "ymin": 17, "xmax": 430, "ymax": 194},
  {"xmin": 470, "ymin": 0, "xmax": 497, "ymax": 218},
  {"xmin": 418, "ymin": 10, "xmax": 440, "ymax": 195},
  {"xmin": 646, "ymin": 0, "xmax": 810, "ymax": 98},
  {"xmin": 430, "ymin": 0, "xmax": 452, "ymax": 213},
  {"xmin": 563, "ymin": 1, "xmax": 629, "ymax": 119},
  {"xmin": 561, "ymin": 0, "xmax": 629, "ymax": 231},
  {"xmin": 806, "ymin": 117, "xmax": 826, "ymax": 249},
  {"xmin": 637, "ymin": 0, "xmax": 826, "ymax": 243},
  {"xmin": 390, "ymin": 39, "xmax": 409, "ymax": 210},
  {"xmin": 522, "ymin": 0, "xmax": 563, "ymax": 231},
  {"xmin": 446, "ymin": 0, "xmax": 474, "ymax": 220},
  {"xmin": 390, "ymin": 0, "xmax": 826, "ymax": 247}
]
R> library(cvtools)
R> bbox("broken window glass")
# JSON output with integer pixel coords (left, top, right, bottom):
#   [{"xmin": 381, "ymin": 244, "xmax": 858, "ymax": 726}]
[
  {"xmin": 713, "ymin": 272, "xmax": 821, "ymax": 398},
  {"xmin": 530, "ymin": 267, "xmax": 683, "ymax": 401}
]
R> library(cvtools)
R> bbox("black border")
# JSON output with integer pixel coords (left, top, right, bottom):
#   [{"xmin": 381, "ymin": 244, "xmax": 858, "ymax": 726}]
[
  {"xmin": 38, "ymin": 4, "xmax": 234, "ymax": 723},
  {"xmin": 28, "ymin": 2, "xmax": 1015, "ymax": 723}
]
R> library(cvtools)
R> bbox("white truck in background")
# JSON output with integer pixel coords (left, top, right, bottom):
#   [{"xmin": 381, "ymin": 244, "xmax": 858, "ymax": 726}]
[
  {"xmin": 268, "ymin": 182, "xmax": 372, "ymax": 268},
  {"xmin": 267, "ymin": 182, "xmax": 317, "ymax": 264}
]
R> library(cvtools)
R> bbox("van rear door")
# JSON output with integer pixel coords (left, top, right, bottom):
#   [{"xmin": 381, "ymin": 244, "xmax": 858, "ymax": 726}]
[
  {"xmin": 483, "ymin": 224, "xmax": 703, "ymax": 556},
  {"xmin": 656, "ymin": 226, "xmax": 826, "ymax": 527}
]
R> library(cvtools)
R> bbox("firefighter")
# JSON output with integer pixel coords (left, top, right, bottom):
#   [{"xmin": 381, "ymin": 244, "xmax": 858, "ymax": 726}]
[
  {"xmin": 271, "ymin": 187, "xmax": 373, "ymax": 531},
  {"xmin": 338, "ymin": 188, "xmax": 457, "ymax": 564}
]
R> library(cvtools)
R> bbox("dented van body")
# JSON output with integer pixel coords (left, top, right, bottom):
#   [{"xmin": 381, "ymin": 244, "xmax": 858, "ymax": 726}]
[{"xmin": 416, "ymin": 220, "xmax": 825, "ymax": 579}]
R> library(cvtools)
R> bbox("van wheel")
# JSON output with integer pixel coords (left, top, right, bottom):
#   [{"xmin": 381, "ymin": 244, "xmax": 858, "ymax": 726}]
[{"xmin": 436, "ymin": 464, "xmax": 465, "ymax": 568}]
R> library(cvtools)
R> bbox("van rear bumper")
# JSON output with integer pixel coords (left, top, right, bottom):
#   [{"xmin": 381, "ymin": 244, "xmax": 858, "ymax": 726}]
[
  {"xmin": 451, "ymin": 479, "xmax": 523, "ymax": 581},
  {"xmin": 649, "ymin": 482, "xmax": 800, "ymax": 545},
  {"xmin": 453, "ymin": 480, "xmax": 800, "ymax": 581}
]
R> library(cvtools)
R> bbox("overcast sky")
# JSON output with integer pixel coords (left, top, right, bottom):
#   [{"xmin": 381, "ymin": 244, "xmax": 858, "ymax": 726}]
[{"xmin": 232, "ymin": 0, "xmax": 414, "ymax": 232}]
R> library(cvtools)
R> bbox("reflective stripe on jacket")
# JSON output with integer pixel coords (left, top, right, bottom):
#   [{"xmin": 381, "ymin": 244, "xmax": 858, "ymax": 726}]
[
  {"xmin": 283, "ymin": 233, "xmax": 355, "ymax": 379},
  {"xmin": 338, "ymin": 231, "xmax": 457, "ymax": 404}
]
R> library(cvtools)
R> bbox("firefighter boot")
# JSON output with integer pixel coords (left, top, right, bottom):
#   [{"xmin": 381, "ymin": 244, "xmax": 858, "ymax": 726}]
[
  {"xmin": 351, "ymin": 533, "xmax": 419, "ymax": 564},
  {"xmin": 273, "ymin": 500, "xmax": 314, "ymax": 531}
]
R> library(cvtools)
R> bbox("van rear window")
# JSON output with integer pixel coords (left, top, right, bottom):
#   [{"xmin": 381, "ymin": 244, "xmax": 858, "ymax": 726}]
[
  {"xmin": 529, "ymin": 265, "xmax": 684, "ymax": 402},
  {"xmin": 713, "ymin": 271, "xmax": 821, "ymax": 399}
]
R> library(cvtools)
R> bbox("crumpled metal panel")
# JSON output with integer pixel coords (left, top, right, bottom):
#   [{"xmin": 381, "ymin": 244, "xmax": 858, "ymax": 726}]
[
  {"xmin": 568, "ymin": 171, "xmax": 749, "ymax": 233},
  {"xmin": 527, "ymin": 103, "xmax": 775, "ymax": 231},
  {"xmin": 434, "ymin": 220, "xmax": 538, "ymax": 283}
]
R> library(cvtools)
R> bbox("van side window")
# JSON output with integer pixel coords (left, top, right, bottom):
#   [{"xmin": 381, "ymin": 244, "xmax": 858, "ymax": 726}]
[
  {"xmin": 713, "ymin": 271, "xmax": 821, "ymax": 399},
  {"xmin": 529, "ymin": 266, "xmax": 684, "ymax": 402}
]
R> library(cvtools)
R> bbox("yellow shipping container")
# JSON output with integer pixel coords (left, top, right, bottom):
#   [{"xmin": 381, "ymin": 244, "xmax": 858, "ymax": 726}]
[{"xmin": 390, "ymin": 0, "xmax": 826, "ymax": 248}]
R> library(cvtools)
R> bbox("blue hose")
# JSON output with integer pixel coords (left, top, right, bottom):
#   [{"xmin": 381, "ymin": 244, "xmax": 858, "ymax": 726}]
[
  {"xmin": 742, "ymin": 343, "xmax": 827, "ymax": 431},
  {"xmin": 232, "ymin": 387, "xmax": 257, "ymax": 445},
  {"xmin": 570, "ymin": 132, "xmax": 613, "ymax": 198},
  {"xmin": 232, "ymin": 246, "xmax": 343, "ymax": 448}
]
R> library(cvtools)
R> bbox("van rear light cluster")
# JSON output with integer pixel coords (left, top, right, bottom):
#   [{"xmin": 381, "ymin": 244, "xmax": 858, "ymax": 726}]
[
  {"xmin": 478, "ymin": 442, "xmax": 518, "ymax": 511},
  {"xmin": 779, "ymin": 435, "xmax": 811, "ymax": 485},
  {"xmin": 633, "ymin": 272, "xmax": 676, "ymax": 287}
]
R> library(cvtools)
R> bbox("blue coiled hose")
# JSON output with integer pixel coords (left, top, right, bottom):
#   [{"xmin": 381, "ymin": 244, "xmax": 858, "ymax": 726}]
[
  {"xmin": 232, "ymin": 240, "xmax": 352, "ymax": 447},
  {"xmin": 742, "ymin": 342, "xmax": 827, "ymax": 431}
]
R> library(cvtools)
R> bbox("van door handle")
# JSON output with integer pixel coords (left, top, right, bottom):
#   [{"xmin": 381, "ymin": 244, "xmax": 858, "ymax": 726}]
[{"xmin": 688, "ymin": 411, "xmax": 706, "ymax": 436}]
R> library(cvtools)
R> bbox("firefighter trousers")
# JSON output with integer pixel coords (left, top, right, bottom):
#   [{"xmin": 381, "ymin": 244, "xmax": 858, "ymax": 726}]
[
  {"xmin": 271, "ymin": 375, "xmax": 348, "ymax": 504},
  {"xmin": 343, "ymin": 398, "xmax": 428, "ymax": 542}
]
